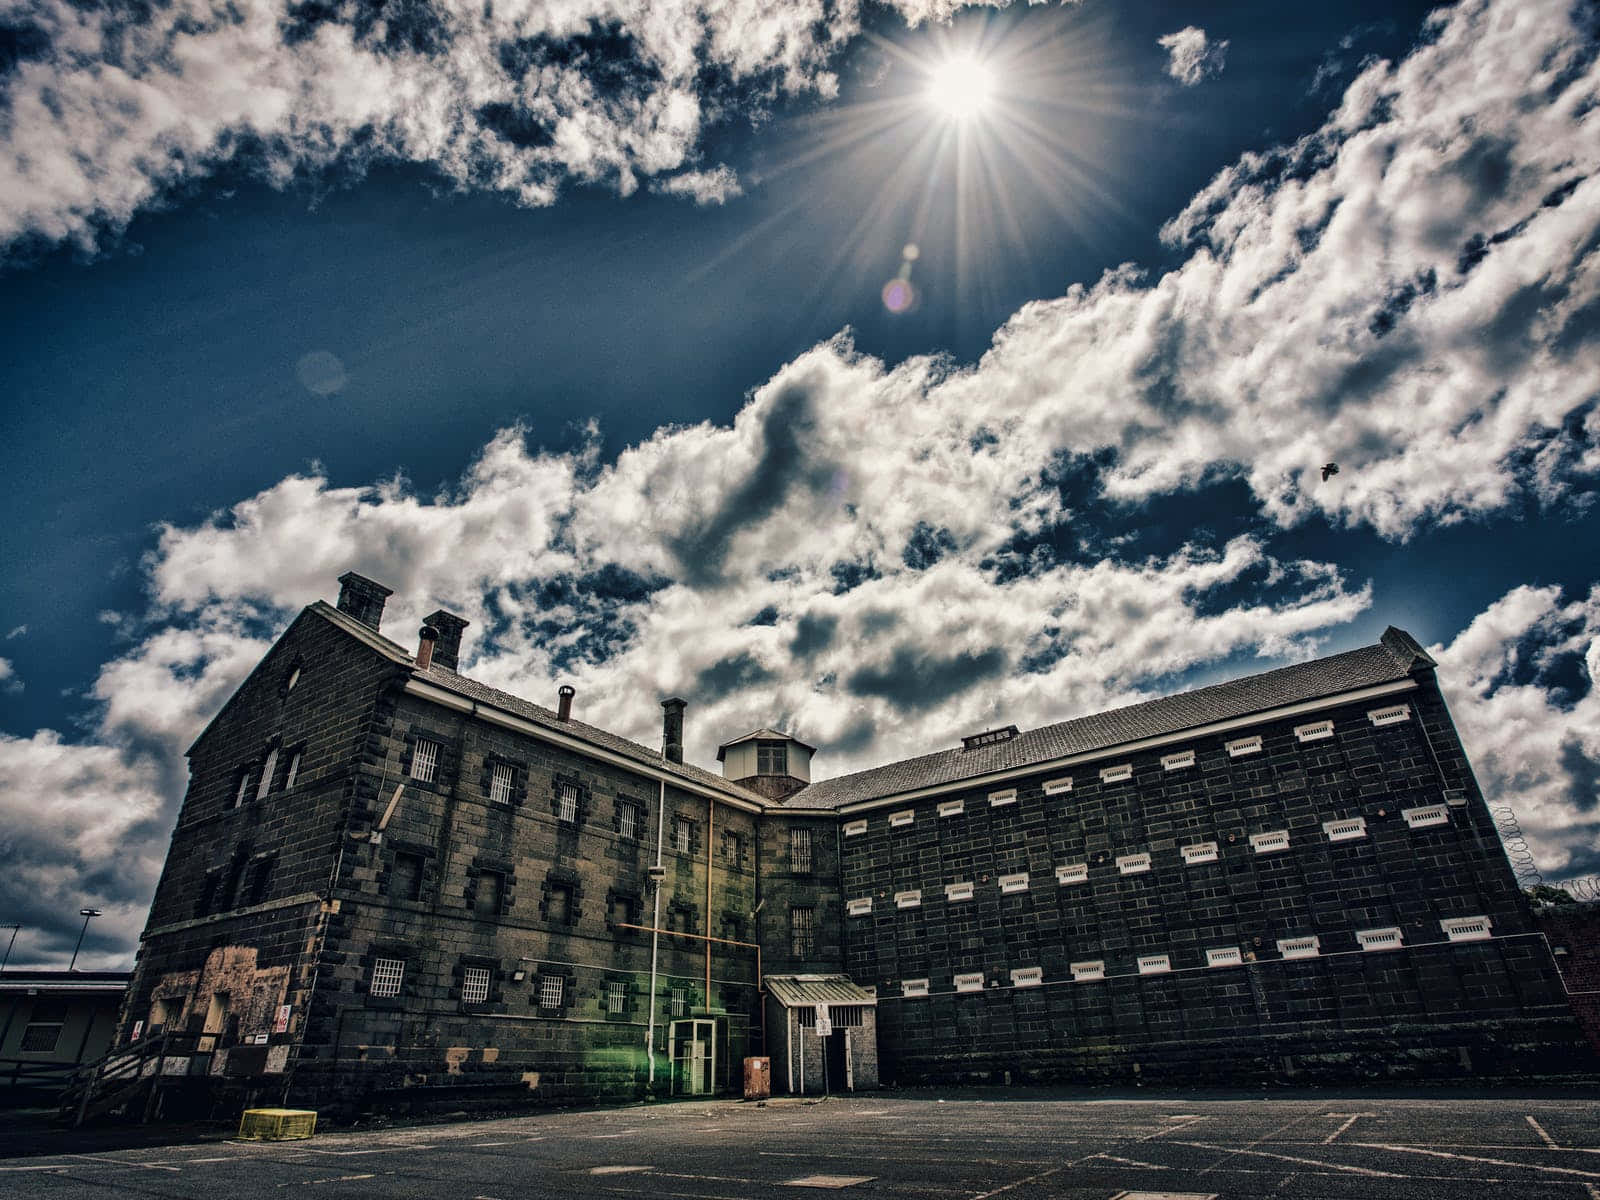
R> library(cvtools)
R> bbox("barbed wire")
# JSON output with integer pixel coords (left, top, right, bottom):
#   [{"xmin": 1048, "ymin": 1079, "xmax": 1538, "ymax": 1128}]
[{"xmin": 1492, "ymin": 804, "xmax": 1544, "ymax": 887}]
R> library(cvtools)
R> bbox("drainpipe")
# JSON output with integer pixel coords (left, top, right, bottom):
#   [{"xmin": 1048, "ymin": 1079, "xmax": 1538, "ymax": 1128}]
[
  {"xmin": 646, "ymin": 778, "xmax": 666, "ymax": 1091},
  {"xmin": 705, "ymin": 796, "xmax": 714, "ymax": 1006}
]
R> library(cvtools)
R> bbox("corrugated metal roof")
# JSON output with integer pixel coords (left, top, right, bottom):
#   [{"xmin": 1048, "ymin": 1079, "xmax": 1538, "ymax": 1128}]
[
  {"xmin": 765, "ymin": 975, "xmax": 878, "ymax": 1007},
  {"xmin": 780, "ymin": 628, "xmax": 1433, "ymax": 811}
]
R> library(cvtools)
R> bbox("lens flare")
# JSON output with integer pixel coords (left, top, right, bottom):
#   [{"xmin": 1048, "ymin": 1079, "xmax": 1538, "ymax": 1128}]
[
  {"xmin": 882, "ymin": 277, "xmax": 916, "ymax": 313},
  {"xmin": 927, "ymin": 55, "xmax": 995, "ymax": 120}
]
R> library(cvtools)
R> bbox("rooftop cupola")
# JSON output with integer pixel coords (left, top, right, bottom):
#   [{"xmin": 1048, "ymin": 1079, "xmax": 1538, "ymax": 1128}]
[{"xmin": 716, "ymin": 728, "xmax": 816, "ymax": 801}]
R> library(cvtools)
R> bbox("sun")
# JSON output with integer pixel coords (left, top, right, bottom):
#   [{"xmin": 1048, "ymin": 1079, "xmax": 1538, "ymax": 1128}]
[{"xmin": 926, "ymin": 54, "xmax": 996, "ymax": 121}]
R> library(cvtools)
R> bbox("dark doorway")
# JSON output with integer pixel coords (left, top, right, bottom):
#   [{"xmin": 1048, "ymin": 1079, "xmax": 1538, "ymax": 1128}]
[{"xmin": 824, "ymin": 1030, "xmax": 848, "ymax": 1093}]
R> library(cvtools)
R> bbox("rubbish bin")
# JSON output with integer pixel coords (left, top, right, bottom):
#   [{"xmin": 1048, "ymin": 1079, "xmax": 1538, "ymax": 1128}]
[{"xmin": 743, "ymin": 1055, "xmax": 771, "ymax": 1100}]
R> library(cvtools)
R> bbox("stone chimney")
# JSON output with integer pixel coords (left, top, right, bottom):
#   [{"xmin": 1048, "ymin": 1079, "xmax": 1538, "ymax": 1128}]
[
  {"xmin": 422, "ymin": 609, "xmax": 470, "ymax": 672},
  {"xmin": 661, "ymin": 698, "xmax": 686, "ymax": 764},
  {"xmin": 336, "ymin": 572, "xmax": 393, "ymax": 633}
]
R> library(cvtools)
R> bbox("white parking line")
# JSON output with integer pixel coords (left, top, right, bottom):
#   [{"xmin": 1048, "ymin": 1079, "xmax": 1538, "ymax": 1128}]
[
  {"xmin": 1356, "ymin": 1143, "xmax": 1600, "ymax": 1180},
  {"xmin": 1177, "ymin": 1142, "xmax": 1406, "ymax": 1179},
  {"xmin": 1323, "ymin": 1115, "xmax": 1370, "ymax": 1144},
  {"xmin": 1527, "ymin": 1116, "xmax": 1559, "ymax": 1149}
]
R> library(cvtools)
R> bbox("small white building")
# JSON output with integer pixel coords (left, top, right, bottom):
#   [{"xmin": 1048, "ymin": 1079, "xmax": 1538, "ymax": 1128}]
[{"xmin": 763, "ymin": 974, "xmax": 878, "ymax": 1095}]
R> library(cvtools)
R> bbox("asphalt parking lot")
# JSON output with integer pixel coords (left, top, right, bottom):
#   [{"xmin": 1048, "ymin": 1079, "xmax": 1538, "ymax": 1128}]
[{"xmin": 3, "ymin": 1091, "xmax": 1600, "ymax": 1199}]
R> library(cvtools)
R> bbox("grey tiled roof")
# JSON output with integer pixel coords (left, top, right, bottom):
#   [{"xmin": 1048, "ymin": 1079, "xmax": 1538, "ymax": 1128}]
[{"xmin": 781, "ymin": 628, "xmax": 1433, "ymax": 811}]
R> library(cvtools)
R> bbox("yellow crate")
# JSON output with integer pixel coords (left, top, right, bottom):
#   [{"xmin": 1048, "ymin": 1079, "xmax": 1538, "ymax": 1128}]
[{"xmin": 237, "ymin": 1108, "xmax": 317, "ymax": 1140}]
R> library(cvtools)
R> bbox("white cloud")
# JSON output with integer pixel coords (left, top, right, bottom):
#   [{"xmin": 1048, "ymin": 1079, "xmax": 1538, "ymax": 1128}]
[
  {"xmin": 1434, "ymin": 584, "xmax": 1600, "ymax": 882},
  {"xmin": 1158, "ymin": 26, "xmax": 1229, "ymax": 87},
  {"xmin": 0, "ymin": 657, "xmax": 19, "ymax": 695},
  {"xmin": 4, "ymin": 625, "xmax": 26, "ymax": 639},
  {"xmin": 654, "ymin": 164, "xmax": 743, "ymax": 205}
]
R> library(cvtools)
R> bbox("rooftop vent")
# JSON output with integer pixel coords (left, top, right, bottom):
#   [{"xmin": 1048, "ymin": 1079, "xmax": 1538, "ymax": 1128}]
[{"xmin": 961, "ymin": 725, "xmax": 1018, "ymax": 751}]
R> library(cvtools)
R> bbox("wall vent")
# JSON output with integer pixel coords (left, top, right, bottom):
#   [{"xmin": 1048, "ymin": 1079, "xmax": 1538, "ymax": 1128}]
[
  {"xmin": 938, "ymin": 798, "xmax": 965, "ymax": 818},
  {"xmin": 1403, "ymin": 804, "xmax": 1449, "ymax": 830},
  {"xmin": 1368, "ymin": 703, "xmax": 1412, "ymax": 726},
  {"xmin": 961, "ymin": 726, "xmax": 1018, "ymax": 750},
  {"xmin": 843, "ymin": 819, "xmax": 867, "ymax": 838},
  {"xmin": 1323, "ymin": 817, "xmax": 1367, "ymax": 842},
  {"xmin": 1056, "ymin": 862, "xmax": 1089, "ymax": 886},
  {"xmin": 1357, "ymin": 927, "xmax": 1403, "ymax": 951},
  {"xmin": 953, "ymin": 972, "xmax": 985, "ymax": 993},
  {"xmin": 1278, "ymin": 935, "xmax": 1320, "ymax": 960},
  {"xmin": 1070, "ymin": 960, "xmax": 1105, "ymax": 982},
  {"xmin": 1295, "ymin": 719, "xmax": 1335, "ymax": 743},
  {"xmin": 1206, "ymin": 946, "xmax": 1243, "ymax": 968},
  {"xmin": 989, "ymin": 788, "xmax": 1018, "ymax": 807},
  {"xmin": 894, "ymin": 889, "xmax": 922, "ymax": 910},
  {"xmin": 889, "ymin": 809, "xmax": 915, "ymax": 828},
  {"xmin": 1226, "ymin": 734, "xmax": 1262, "ymax": 757},
  {"xmin": 1442, "ymin": 915, "xmax": 1492, "ymax": 942},
  {"xmin": 1117, "ymin": 852, "xmax": 1152, "ymax": 875},
  {"xmin": 1137, "ymin": 954, "xmax": 1172, "ymax": 975},
  {"xmin": 1250, "ymin": 830, "xmax": 1291, "ymax": 855},
  {"xmin": 902, "ymin": 978, "xmax": 930, "ymax": 998},
  {"xmin": 1181, "ymin": 841, "xmax": 1219, "ymax": 865},
  {"xmin": 999, "ymin": 872, "xmax": 1030, "ymax": 894},
  {"xmin": 1010, "ymin": 966, "xmax": 1043, "ymax": 989},
  {"xmin": 945, "ymin": 881, "xmax": 974, "ymax": 902},
  {"xmin": 1100, "ymin": 763, "xmax": 1133, "ymax": 783},
  {"xmin": 846, "ymin": 897, "xmax": 872, "ymax": 917},
  {"xmin": 1162, "ymin": 749, "xmax": 1196, "ymax": 771},
  {"xmin": 1043, "ymin": 777, "xmax": 1073, "ymax": 795}
]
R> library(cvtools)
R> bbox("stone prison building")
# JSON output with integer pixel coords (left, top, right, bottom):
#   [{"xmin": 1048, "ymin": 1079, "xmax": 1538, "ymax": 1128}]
[{"xmin": 109, "ymin": 571, "xmax": 1594, "ymax": 1114}]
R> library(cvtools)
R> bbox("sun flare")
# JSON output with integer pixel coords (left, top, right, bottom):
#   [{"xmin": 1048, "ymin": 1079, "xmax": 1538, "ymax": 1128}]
[{"xmin": 926, "ymin": 54, "xmax": 996, "ymax": 120}]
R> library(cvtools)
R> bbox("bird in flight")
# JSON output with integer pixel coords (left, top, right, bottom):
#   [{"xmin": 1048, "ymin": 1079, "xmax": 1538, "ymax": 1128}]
[{"xmin": 1321, "ymin": 463, "xmax": 1339, "ymax": 482}]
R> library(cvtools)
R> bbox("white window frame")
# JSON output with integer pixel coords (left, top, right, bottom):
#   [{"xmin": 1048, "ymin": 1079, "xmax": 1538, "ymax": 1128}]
[
  {"xmin": 998, "ymin": 872, "xmax": 1030, "ymax": 895},
  {"xmin": 1162, "ymin": 750, "xmax": 1195, "ymax": 771},
  {"xmin": 894, "ymin": 889, "xmax": 922, "ymax": 910},
  {"xmin": 1137, "ymin": 954, "xmax": 1171, "ymax": 975},
  {"xmin": 257, "ymin": 747, "xmax": 278, "ymax": 801},
  {"xmin": 945, "ymin": 881, "xmax": 974, "ymax": 902},
  {"xmin": 1403, "ymin": 804, "xmax": 1449, "ymax": 829},
  {"xmin": 1070, "ymin": 960, "xmax": 1105, "ymax": 982},
  {"xmin": 1441, "ymin": 915, "xmax": 1492, "ymax": 943},
  {"xmin": 1181, "ymin": 841, "xmax": 1219, "ymax": 865},
  {"xmin": 843, "ymin": 819, "xmax": 868, "ymax": 838},
  {"xmin": 489, "ymin": 761, "xmax": 515, "ymax": 806},
  {"xmin": 462, "ymin": 966, "xmax": 491, "ymax": 1004},
  {"xmin": 1250, "ymin": 830, "xmax": 1290, "ymax": 855},
  {"xmin": 902, "ymin": 978, "xmax": 930, "ymax": 998},
  {"xmin": 1056, "ymin": 862, "xmax": 1089, "ymax": 886},
  {"xmin": 557, "ymin": 782, "xmax": 579, "ymax": 823},
  {"xmin": 889, "ymin": 809, "xmax": 915, "ymax": 828},
  {"xmin": 675, "ymin": 817, "xmax": 692, "ymax": 854},
  {"xmin": 1100, "ymin": 763, "xmax": 1133, "ymax": 783},
  {"xmin": 370, "ymin": 957, "xmax": 405, "ymax": 998},
  {"xmin": 1295, "ymin": 719, "xmax": 1335, "ymax": 743},
  {"xmin": 1010, "ymin": 967, "xmax": 1043, "ymax": 989},
  {"xmin": 1206, "ymin": 946, "xmax": 1243, "ymax": 968},
  {"xmin": 1357, "ymin": 927, "xmax": 1403, "ymax": 951},
  {"xmin": 953, "ymin": 972, "xmax": 985, "ymax": 994},
  {"xmin": 669, "ymin": 987, "xmax": 687, "ymax": 1017},
  {"xmin": 988, "ymin": 788, "xmax": 1017, "ymax": 808},
  {"xmin": 539, "ymin": 975, "xmax": 564, "ymax": 1009},
  {"xmin": 1368, "ymin": 704, "xmax": 1411, "ymax": 726},
  {"xmin": 234, "ymin": 769, "xmax": 253, "ymax": 809},
  {"xmin": 283, "ymin": 749, "xmax": 301, "ymax": 792},
  {"xmin": 938, "ymin": 798, "xmax": 965, "ymax": 818},
  {"xmin": 847, "ymin": 897, "xmax": 873, "ymax": 917},
  {"xmin": 1116, "ymin": 852, "xmax": 1152, "ymax": 875},
  {"xmin": 790, "ymin": 827, "xmax": 814, "ymax": 872},
  {"xmin": 607, "ymin": 980, "xmax": 627, "ymax": 1014},
  {"xmin": 410, "ymin": 738, "xmax": 440, "ymax": 783},
  {"xmin": 1042, "ymin": 777, "xmax": 1073, "ymax": 795},
  {"xmin": 1324, "ymin": 817, "xmax": 1367, "ymax": 842},
  {"xmin": 1226, "ymin": 734, "xmax": 1262, "ymax": 758},
  {"xmin": 618, "ymin": 801, "xmax": 640, "ymax": 841},
  {"xmin": 1278, "ymin": 936, "xmax": 1320, "ymax": 960}
]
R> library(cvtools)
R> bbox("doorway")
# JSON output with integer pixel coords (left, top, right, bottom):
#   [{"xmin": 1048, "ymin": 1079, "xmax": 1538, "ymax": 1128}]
[
  {"xmin": 824, "ymin": 1029, "xmax": 848, "ymax": 1093},
  {"xmin": 669, "ymin": 1018, "xmax": 717, "ymax": 1096}
]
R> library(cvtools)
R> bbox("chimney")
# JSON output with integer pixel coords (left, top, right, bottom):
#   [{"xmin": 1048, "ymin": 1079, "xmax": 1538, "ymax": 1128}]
[
  {"xmin": 336, "ymin": 571, "xmax": 393, "ymax": 632},
  {"xmin": 661, "ymin": 697, "xmax": 686, "ymax": 764},
  {"xmin": 422, "ymin": 609, "xmax": 470, "ymax": 672},
  {"xmin": 557, "ymin": 684, "xmax": 575, "ymax": 722},
  {"xmin": 415, "ymin": 625, "xmax": 438, "ymax": 670}
]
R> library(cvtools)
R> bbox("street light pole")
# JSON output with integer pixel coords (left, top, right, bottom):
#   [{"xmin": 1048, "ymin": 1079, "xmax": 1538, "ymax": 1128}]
[{"xmin": 68, "ymin": 909, "xmax": 102, "ymax": 972}]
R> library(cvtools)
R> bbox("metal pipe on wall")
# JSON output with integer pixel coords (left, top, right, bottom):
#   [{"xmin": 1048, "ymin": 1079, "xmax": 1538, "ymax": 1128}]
[{"xmin": 646, "ymin": 777, "xmax": 666, "ymax": 1089}]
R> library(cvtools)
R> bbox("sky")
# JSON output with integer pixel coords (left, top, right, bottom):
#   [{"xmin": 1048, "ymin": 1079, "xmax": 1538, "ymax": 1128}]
[{"xmin": 1, "ymin": 0, "xmax": 1597, "ymax": 969}]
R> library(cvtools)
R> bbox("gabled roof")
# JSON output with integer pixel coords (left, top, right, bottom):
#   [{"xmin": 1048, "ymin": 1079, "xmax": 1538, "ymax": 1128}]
[
  {"xmin": 780, "ymin": 628, "xmax": 1433, "ymax": 811},
  {"xmin": 716, "ymin": 727, "xmax": 818, "ymax": 761}
]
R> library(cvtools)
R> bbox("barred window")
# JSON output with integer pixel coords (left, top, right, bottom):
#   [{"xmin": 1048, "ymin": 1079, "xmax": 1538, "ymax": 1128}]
[
  {"xmin": 410, "ymin": 739, "xmax": 440, "ymax": 783},
  {"xmin": 557, "ymin": 782, "xmax": 579, "ymax": 823},
  {"xmin": 370, "ymin": 957, "xmax": 405, "ymax": 998},
  {"xmin": 283, "ymin": 749, "xmax": 301, "ymax": 792},
  {"xmin": 256, "ymin": 747, "xmax": 278, "ymax": 801},
  {"xmin": 618, "ymin": 801, "xmax": 641, "ymax": 841},
  {"xmin": 607, "ymin": 980, "xmax": 627, "ymax": 1015},
  {"xmin": 462, "ymin": 966, "xmax": 491, "ymax": 1004},
  {"xmin": 489, "ymin": 762, "xmax": 515, "ymax": 805},
  {"xmin": 790, "ymin": 905, "xmax": 815, "ymax": 957},
  {"xmin": 670, "ymin": 987, "xmax": 687, "ymax": 1017},
  {"xmin": 674, "ymin": 816, "xmax": 693, "ymax": 854},
  {"xmin": 539, "ymin": 976, "xmax": 564, "ymax": 1009},
  {"xmin": 789, "ymin": 827, "xmax": 813, "ymax": 874}
]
